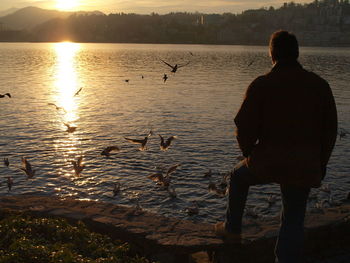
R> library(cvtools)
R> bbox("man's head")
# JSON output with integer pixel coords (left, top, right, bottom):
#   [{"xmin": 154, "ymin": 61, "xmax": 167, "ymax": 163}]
[{"xmin": 269, "ymin": 30, "xmax": 299, "ymax": 63}]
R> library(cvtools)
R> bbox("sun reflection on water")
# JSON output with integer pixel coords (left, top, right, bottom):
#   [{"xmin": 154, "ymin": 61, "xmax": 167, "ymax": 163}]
[
  {"xmin": 52, "ymin": 42, "xmax": 83, "ymax": 178},
  {"xmin": 54, "ymin": 42, "xmax": 81, "ymax": 123}
]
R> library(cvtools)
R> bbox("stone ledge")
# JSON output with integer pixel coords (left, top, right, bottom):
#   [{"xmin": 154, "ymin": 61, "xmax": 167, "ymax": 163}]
[{"xmin": 0, "ymin": 195, "xmax": 349, "ymax": 263}]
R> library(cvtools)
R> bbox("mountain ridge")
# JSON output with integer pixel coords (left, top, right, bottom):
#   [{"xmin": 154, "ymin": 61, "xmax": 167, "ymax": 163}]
[{"xmin": 0, "ymin": 6, "xmax": 104, "ymax": 30}]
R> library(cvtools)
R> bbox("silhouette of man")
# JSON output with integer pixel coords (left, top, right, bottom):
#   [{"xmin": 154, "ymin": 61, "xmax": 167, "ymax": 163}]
[{"xmin": 215, "ymin": 30, "xmax": 338, "ymax": 263}]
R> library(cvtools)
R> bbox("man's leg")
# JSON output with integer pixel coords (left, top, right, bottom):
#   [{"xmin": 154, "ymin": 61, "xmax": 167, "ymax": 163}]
[
  {"xmin": 275, "ymin": 185, "xmax": 310, "ymax": 263},
  {"xmin": 225, "ymin": 161, "xmax": 259, "ymax": 234}
]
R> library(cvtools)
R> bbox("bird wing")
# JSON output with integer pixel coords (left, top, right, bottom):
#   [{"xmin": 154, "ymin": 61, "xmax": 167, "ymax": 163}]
[
  {"xmin": 167, "ymin": 164, "xmax": 180, "ymax": 176},
  {"xmin": 166, "ymin": 136, "xmax": 176, "ymax": 146},
  {"xmin": 159, "ymin": 134, "xmax": 164, "ymax": 144},
  {"xmin": 22, "ymin": 157, "xmax": 32, "ymax": 172},
  {"xmin": 74, "ymin": 87, "xmax": 82, "ymax": 96},
  {"xmin": 147, "ymin": 173, "xmax": 163, "ymax": 182},
  {"xmin": 177, "ymin": 61, "xmax": 190, "ymax": 68},
  {"xmin": 160, "ymin": 59, "xmax": 174, "ymax": 69},
  {"xmin": 5, "ymin": 93, "xmax": 11, "ymax": 98},
  {"xmin": 48, "ymin": 103, "xmax": 57, "ymax": 107},
  {"xmin": 124, "ymin": 137, "xmax": 144, "ymax": 144},
  {"xmin": 108, "ymin": 146, "xmax": 120, "ymax": 152},
  {"xmin": 63, "ymin": 123, "xmax": 70, "ymax": 128}
]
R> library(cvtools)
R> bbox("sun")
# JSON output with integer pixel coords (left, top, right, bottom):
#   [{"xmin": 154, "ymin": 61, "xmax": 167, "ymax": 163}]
[{"xmin": 55, "ymin": 0, "xmax": 80, "ymax": 11}]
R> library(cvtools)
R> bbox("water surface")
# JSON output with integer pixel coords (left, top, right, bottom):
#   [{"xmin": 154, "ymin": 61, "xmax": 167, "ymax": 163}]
[{"xmin": 0, "ymin": 43, "xmax": 349, "ymax": 223}]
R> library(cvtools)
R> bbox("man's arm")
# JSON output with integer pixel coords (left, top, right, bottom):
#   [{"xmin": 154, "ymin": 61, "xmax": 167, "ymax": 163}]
[
  {"xmin": 234, "ymin": 77, "xmax": 263, "ymax": 157},
  {"xmin": 320, "ymin": 83, "xmax": 338, "ymax": 179}
]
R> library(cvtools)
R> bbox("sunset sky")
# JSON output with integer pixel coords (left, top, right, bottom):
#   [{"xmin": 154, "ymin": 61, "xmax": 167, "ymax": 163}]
[{"xmin": 1, "ymin": 0, "xmax": 312, "ymax": 14}]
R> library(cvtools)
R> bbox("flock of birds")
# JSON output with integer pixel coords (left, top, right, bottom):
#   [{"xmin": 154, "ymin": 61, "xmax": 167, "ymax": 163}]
[
  {"xmin": 0, "ymin": 56, "xmax": 208, "ymax": 216},
  {"xmin": 1, "ymin": 54, "xmax": 350, "ymax": 219}
]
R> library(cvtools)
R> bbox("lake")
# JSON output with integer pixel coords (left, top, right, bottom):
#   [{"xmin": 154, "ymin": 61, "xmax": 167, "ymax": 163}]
[{"xmin": 0, "ymin": 42, "xmax": 349, "ymax": 223}]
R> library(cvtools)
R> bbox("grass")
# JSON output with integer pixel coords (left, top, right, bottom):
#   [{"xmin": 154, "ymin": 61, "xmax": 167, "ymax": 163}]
[{"xmin": 0, "ymin": 212, "xmax": 153, "ymax": 263}]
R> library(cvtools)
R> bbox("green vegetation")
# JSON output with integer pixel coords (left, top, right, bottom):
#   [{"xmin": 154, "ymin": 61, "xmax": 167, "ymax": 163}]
[{"xmin": 0, "ymin": 213, "xmax": 152, "ymax": 263}]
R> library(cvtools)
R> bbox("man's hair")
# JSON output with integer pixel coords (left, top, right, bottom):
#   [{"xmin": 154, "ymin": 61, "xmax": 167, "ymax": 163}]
[{"xmin": 269, "ymin": 30, "xmax": 299, "ymax": 61}]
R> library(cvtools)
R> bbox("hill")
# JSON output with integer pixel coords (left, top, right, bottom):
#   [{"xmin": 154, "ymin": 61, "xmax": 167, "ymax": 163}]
[
  {"xmin": 0, "ymin": 7, "xmax": 19, "ymax": 17},
  {"xmin": 0, "ymin": 6, "xmax": 104, "ymax": 30}
]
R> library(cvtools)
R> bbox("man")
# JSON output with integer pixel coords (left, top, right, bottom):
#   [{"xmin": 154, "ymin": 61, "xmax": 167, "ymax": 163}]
[{"xmin": 215, "ymin": 31, "xmax": 338, "ymax": 263}]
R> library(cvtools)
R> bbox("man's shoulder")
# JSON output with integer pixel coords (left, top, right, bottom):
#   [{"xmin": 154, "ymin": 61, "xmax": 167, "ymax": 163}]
[{"xmin": 303, "ymin": 69, "xmax": 330, "ymax": 87}]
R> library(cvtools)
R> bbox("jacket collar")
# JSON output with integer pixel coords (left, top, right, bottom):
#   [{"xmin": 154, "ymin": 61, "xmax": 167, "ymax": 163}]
[{"xmin": 271, "ymin": 60, "xmax": 302, "ymax": 71}]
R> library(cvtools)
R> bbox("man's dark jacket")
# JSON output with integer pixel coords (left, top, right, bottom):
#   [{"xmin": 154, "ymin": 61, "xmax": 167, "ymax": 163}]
[{"xmin": 234, "ymin": 60, "xmax": 337, "ymax": 187}]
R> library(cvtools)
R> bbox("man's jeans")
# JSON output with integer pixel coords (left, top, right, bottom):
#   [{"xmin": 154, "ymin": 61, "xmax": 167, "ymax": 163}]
[{"xmin": 225, "ymin": 161, "xmax": 310, "ymax": 263}]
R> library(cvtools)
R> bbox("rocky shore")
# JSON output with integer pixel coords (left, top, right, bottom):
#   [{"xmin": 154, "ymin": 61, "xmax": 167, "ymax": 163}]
[{"xmin": 0, "ymin": 195, "xmax": 349, "ymax": 263}]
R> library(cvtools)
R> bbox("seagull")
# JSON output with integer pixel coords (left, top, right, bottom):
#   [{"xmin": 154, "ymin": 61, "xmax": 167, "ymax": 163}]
[
  {"xmin": 48, "ymin": 103, "xmax": 66, "ymax": 113},
  {"xmin": 163, "ymin": 74, "xmax": 168, "ymax": 83},
  {"xmin": 160, "ymin": 59, "xmax": 190, "ymax": 73},
  {"xmin": 74, "ymin": 87, "xmax": 83, "ymax": 96},
  {"xmin": 64, "ymin": 123, "xmax": 77, "ymax": 133},
  {"xmin": 3, "ymin": 158, "xmax": 9, "ymax": 167},
  {"xmin": 186, "ymin": 201, "xmax": 199, "ymax": 215},
  {"xmin": 124, "ymin": 131, "xmax": 153, "ymax": 151},
  {"xmin": 159, "ymin": 135, "xmax": 176, "ymax": 151},
  {"xmin": 72, "ymin": 156, "xmax": 85, "ymax": 177},
  {"xmin": 247, "ymin": 60, "xmax": 255, "ymax": 67},
  {"xmin": 147, "ymin": 171, "xmax": 170, "ymax": 188},
  {"xmin": 0, "ymin": 93, "xmax": 11, "ymax": 98},
  {"xmin": 101, "ymin": 146, "xmax": 120, "ymax": 157},
  {"xmin": 7, "ymin": 177, "xmax": 13, "ymax": 191},
  {"xmin": 113, "ymin": 182, "xmax": 121, "ymax": 197},
  {"xmin": 20, "ymin": 157, "xmax": 36, "ymax": 179}
]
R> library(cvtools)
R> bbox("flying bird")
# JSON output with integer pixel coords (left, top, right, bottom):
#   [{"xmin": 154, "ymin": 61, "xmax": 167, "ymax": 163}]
[
  {"xmin": 101, "ymin": 146, "xmax": 120, "ymax": 157},
  {"xmin": 48, "ymin": 103, "xmax": 66, "ymax": 113},
  {"xmin": 247, "ymin": 60, "xmax": 255, "ymax": 67},
  {"xmin": 124, "ymin": 79, "xmax": 130, "ymax": 83},
  {"xmin": 3, "ymin": 158, "xmax": 9, "ymax": 167},
  {"xmin": 124, "ymin": 131, "xmax": 153, "ymax": 151},
  {"xmin": 159, "ymin": 135, "xmax": 176, "ymax": 151},
  {"xmin": 74, "ymin": 87, "xmax": 83, "ymax": 96},
  {"xmin": 0, "ymin": 93, "xmax": 11, "ymax": 98},
  {"xmin": 7, "ymin": 177, "xmax": 13, "ymax": 191},
  {"xmin": 113, "ymin": 182, "xmax": 121, "ymax": 197},
  {"xmin": 147, "ymin": 171, "xmax": 170, "ymax": 188},
  {"xmin": 160, "ymin": 59, "xmax": 190, "ymax": 73},
  {"xmin": 72, "ymin": 156, "xmax": 85, "ymax": 177},
  {"xmin": 163, "ymin": 74, "xmax": 168, "ymax": 82},
  {"xmin": 20, "ymin": 157, "xmax": 36, "ymax": 179},
  {"xmin": 64, "ymin": 123, "xmax": 77, "ymax": 133}
]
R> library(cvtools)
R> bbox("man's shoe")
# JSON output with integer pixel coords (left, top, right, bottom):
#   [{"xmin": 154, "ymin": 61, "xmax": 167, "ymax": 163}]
[{"xmin": 214, "ymin": 222, "xmax": 242, "ymax": 244}]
